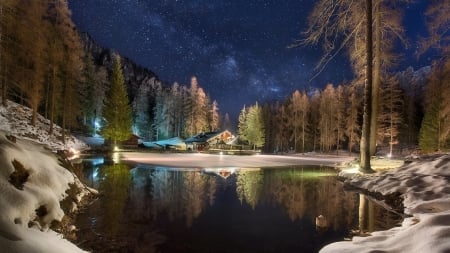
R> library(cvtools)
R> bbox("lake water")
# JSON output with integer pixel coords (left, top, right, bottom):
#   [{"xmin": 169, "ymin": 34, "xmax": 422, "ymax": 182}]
[{"xmin": 74, "ymin": 156, "xmax": 402, "ymax": 253}]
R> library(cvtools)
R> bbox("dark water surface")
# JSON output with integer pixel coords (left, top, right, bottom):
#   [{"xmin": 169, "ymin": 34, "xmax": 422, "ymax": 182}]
[{"xmin": 74, "ymin": 156, "xmax": 402, "ymax": 253}]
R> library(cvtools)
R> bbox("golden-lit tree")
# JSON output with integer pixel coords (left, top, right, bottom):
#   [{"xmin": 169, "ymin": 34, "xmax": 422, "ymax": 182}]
[
  {"xmin": 378, "ymin": 76, "xmax": 403, "ymax": 156},
  {"xmin": 297, "ymin": 0, "xmax": 406, "ymax": 171},
  {"xmin": 319, "ymin": 84, "xmax": 337, "ymax": 152},
  {"xmin": 289, "ymin": 90, "xmax": 309, "ymax": 153},
  {"xmin": 345, "ymin": 83, "xmax": 362, "ymax": 155}
]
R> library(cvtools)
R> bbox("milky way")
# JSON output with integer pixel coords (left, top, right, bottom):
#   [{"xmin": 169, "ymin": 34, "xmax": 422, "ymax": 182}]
[{"xmin": 69, "ymin": 0, "xmax": 430, "ymax": 120}]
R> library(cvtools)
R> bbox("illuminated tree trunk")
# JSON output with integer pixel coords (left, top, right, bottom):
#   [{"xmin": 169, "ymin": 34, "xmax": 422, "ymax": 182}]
[
  {"xmin": 370, "ymin": 1, "xmax": 381, "ymax": 156},
  {"xmin": 360, "ymin": 0, "xmax": 374, "ymax": 173}
]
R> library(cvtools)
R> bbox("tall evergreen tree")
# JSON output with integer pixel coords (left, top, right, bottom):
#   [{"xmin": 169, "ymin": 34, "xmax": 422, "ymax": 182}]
[
  {"xmin": 238, "ymin": 105, "xmax": 248, "ymax": 143},
  {"xmin": 419, "ymin": 63, "xmax": 450, "ymax": 152},
  {"xmin": 100, "ymin": 55, "xmax": 132, "ymax": 146},
  {"xmin": 246, "ymin": 102, "xmax": 265, "ymax": 150}
]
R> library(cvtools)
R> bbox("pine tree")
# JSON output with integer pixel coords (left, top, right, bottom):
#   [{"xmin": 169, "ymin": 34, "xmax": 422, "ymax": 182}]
[
  {"xmin": 100, "ymin": 55, "xmax": 132, "ymax": 146},
  {"xmin": 80, "ymin": 53, "xmax": 97, "ymax": 131},
  {"xmin": 209, "ymin": 100, "xmax": 220, "ymax": 131},
  {"xmin": 246, "ymin": 102, "xmax": 265, "ymax": 150},
  {"xmin": 133, "ymin": 82, "xmax": 151, "ymax": 139},
  {"xmin": 238, "ymin": 105, "xmax": 248, "ymax": 143},
  {"xmin": 419, "ymin": 63, "xmax": 450, "ymax": 152}
]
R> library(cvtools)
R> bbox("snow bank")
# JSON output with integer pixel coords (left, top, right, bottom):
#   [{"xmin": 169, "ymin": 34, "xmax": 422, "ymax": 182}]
[
  {"xmin": 0, "ymin": 99, "xmax": 87, "ymax": 151},
  {"xmin": 322, "ymin": 155, "xmax": 450, "ymax": 253},
  {"xmin": 0, "ymin": 133, "xmax": 88, "ymax": 253}
]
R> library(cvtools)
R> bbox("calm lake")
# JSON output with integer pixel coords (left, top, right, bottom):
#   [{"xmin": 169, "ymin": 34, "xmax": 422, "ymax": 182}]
[{"xmin": 74, "ymin": 156, "xmax": 402, "ymax": 253}]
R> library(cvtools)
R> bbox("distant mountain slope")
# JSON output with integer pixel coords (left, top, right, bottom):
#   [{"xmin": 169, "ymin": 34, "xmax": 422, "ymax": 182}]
[
  {"xmin": 79, "ymin": 32, "xmax": 162, "ymax": 102},
  {"xmin": 0, "ymin": 99, "xmax": 87, "ymax": 151}
]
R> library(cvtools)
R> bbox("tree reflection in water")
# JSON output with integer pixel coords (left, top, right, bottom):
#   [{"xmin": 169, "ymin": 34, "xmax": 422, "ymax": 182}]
[
  {"xmin": 75, "ymin": 161, "xmax": 403, "ymax": 253},
  {"xmin": 98, "ymin": 163, "xmax": 131, "ymax": 237},
  {"xmin": 236, "ymin": 169, "xmax": 263, "ymax": 209}
]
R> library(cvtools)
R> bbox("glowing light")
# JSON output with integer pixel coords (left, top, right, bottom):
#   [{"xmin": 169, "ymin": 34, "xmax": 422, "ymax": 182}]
[
  {"xmin": 112, "ymin": 152, "xmax": 120, "ymax": 164},
  {"xmin": 114, "ymin": 146, "xmax": 119, "ymax": 152},
  {"xmin": 67, "ymin": 148, "xmax": 80, "ymax": 160}
]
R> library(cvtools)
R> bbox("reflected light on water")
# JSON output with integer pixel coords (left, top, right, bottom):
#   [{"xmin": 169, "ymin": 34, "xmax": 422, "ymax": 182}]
[{"xmin": 112, "ymin": 151, "xmax": 120, "ymax": 164}]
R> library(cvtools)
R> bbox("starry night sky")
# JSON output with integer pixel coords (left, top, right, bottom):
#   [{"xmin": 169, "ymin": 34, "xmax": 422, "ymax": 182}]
[{"xmin": 69, "ymin": 0, "xmax": 431, "ymax": 120}]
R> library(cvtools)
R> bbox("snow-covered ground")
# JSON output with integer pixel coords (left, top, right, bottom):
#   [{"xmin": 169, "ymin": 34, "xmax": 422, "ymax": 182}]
[
  {"xmin": 321, "ymin": 155, "xmax": 450, "ymax": 253},
  {"xmin": 0, "ymin": 132, "xmax": 91, "ymax": 252},
  {"xmin": 0, "ymin": 99, "xmax": 87, "ymax": 151},
  {"xmin": 120, "ymin": 152, "xmax": 356, "ymax": 168}
]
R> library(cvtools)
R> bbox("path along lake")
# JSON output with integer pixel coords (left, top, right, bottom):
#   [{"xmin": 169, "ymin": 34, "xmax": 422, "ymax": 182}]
[{"xmin": 73, "ymin": 155, "xmax": 402, "ymax": 253}]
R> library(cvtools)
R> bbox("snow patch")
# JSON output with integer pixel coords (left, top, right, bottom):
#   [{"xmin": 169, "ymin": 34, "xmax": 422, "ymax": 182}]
[
  {"xmin": 0, "ymin": 133, "xmax": 88, "ymax": 252},
  {"xmin": 324, "ymin": 155, "xmax": 450, "ymax": 252},
  {"xmin": 0, "ymin": 99, "xmax": 87, "ymax": 151}
]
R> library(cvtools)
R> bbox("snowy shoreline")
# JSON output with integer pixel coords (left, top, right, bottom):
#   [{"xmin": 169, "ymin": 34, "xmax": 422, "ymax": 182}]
[
  {"xmin": 321, "ymin": 155, "xmax": 450, "ymax": 253},
  {"xmin": 119, "ymin": 151, "xmax": 356, "ymax": 168},
  {"xmin": 0, "ymin": 133, "xmax": 93, "ymax": 253}
]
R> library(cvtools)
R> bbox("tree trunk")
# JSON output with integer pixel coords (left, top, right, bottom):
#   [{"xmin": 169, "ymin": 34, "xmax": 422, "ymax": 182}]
[
  {"xmin": 370, "ymin": 0, "xmax": 381, "ymax": 156},
  {"xmin": 49, "ymin": 69, "xmax": 56, "ymax": 135},
  {"xmin": 360, "ymin": 0, "xmax": 374, "ymax": 173}
]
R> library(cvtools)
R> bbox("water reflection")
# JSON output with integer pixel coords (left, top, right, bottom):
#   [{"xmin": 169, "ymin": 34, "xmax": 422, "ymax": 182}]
[
  {"xmin": 98, "ymin": 163, "xmax": 131, "ymax": 236},
  {"xmin": 75, "ymin": 158, "xmax": 402, "ymax": 253}
]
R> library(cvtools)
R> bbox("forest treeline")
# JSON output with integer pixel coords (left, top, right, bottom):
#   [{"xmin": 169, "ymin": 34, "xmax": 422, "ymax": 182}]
[
  {"xmin": 0, "ymin": 0, "xmax": 448, "ymax": 154},
  {"xmin": 0, "ymin": 0, "xmax": 227, "ymax": 143}
]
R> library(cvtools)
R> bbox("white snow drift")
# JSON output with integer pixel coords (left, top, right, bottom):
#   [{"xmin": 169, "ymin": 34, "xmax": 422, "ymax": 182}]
[
  {"xmin": 321, "ymin": 156, "xmax": 450, "ymax": 253},
  {"xmin": 0, "ymin": 133, "xmax": 88, "ymax": 253}
]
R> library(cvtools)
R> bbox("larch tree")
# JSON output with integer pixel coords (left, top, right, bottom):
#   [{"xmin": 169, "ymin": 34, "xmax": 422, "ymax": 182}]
[
  {"xmin": 298, "ymin": 0, "xmax": 406, "ymax": 171},
  {"xmin": 319, "ymin": 84, "xmax": 337, "ymax": 152},
  {"xmin": 261, "ymin": 103, "xmax": 275, "ymax": 153},
  {"xmin": 378, "ymin": 76, "xmax": 403, "ymax": 157},
  {"xmin": 15, "ymin": 0, "xmax": 48, "ymax": 126},
  {"xmin": 289, "ymin": 90, "xmax": 302, "ymax": 152},
  {"xmin": 298, "ymin": 91, "xmax": 309, "ymax": 153},
  {"xmin": 360, "ymin": 0, "xmax": 374, "ymax": 172},
  {"xmin": 308, "ymin": 89, "xmax": 321, "ymax": 152},
  {"xmin": 335, "ymin": 85, "xmax": 346, "ymax": 154},
  {"xmin": 100, "ymin": 55, "xmax": 132, "ymax": 146},
  {"xmin": 345, "ymin": 83, "xmax": 362, "ymax": 155},
  {"xmin": 0, "ymin": 0, "xmax": 18, "ymax": 106}
]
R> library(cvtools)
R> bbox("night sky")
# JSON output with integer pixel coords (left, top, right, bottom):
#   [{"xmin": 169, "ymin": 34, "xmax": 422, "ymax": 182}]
[{"xmin": 69, "ymin": 0, "xmax": 431, "ymax": 120}]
